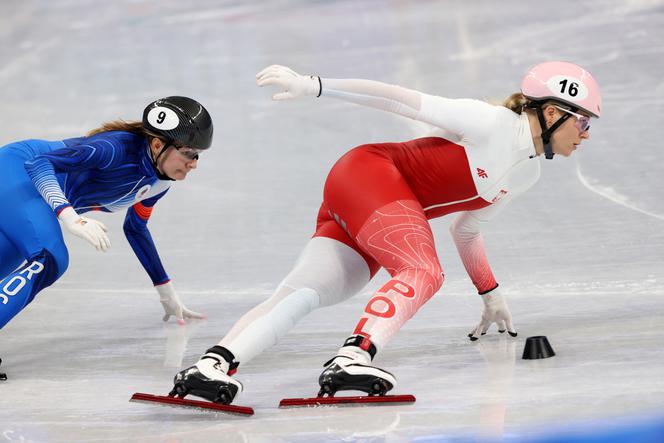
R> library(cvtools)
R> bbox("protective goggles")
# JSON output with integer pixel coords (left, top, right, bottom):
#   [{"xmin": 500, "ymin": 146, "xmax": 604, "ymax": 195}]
[
  {"xmin": 174, "ymin": 145, "xmax": 202, "ymax": 161},
  {"xmin": 553, "ymin": 105, "xmax": 591, "ymax": 133}
]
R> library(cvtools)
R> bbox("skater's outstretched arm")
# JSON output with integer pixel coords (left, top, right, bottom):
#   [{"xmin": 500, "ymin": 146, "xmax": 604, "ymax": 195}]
[{"xmin": 256, "ymin": 64, "xmax": 496, "ymax": 141}]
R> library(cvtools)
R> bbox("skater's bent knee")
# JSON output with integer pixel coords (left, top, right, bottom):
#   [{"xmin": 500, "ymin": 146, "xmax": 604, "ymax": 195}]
[
  {"xmin": 404, "ymin": 265, "xmax": 444, "ymax": 291},
  {"xmin": 429, "ymin": 267, "xmax": 445, "ymax": 291},
  {"xmin": 27, "ymin": 248, "xmax": 68, "ymax": 286},
  {"xmin": 46, "ymin": 246, "xmax": 69, "ymax": 280}
]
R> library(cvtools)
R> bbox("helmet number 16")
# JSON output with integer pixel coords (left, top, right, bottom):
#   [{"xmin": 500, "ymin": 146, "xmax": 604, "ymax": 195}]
[{"xmin": 559, "ymin": 79, "xmax": 579, "ymax": 97}]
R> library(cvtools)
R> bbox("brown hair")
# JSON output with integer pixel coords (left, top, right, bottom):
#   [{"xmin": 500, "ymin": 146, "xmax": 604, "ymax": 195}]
[
  {"xmin": 502, "ymin": 92, "xmax": 530, "ymax": 115},
  {"xmin": 87, "ymin": 120, "xmax": 148, "ymax": 137}
]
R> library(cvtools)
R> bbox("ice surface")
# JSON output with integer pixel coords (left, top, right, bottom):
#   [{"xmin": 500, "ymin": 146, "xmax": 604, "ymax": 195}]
[{"xmin": 1, "ymin": 1, "xmax": 663, "ymax": 442}]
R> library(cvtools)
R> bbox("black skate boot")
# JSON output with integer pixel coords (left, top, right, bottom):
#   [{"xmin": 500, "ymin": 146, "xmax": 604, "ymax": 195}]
[
  {"xmin": 170, "ymin": 346, "xmax": 243, "ymax": 405},
  {"xmin": 318, "ymin": 336, "xmax": 396, "ymax": 397},
  {"xmin": 0, "ymin": 358, "xmax": 6, "ymax": 381}
]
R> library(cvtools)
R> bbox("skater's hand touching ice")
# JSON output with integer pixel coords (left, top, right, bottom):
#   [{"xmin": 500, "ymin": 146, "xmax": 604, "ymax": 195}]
[
  {"xmin": 256, "ymin": 65, "xmax": 321, "ymax": 100},
  {"xmin": 468, "ymin": 287, "xmax": 517, "ymax": 341},
  {"xmin": 156, "ymin": 281, "xmax": 205, "ymax": 325}
]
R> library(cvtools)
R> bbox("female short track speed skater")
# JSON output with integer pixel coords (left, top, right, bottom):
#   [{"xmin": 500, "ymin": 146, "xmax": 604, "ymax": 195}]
[
  {"xmin": 0, "ymin": 96, "xmax": 212, "ymax": 377},
  {"xmin": 170, "ymin": 62, "xmax": 601, "ymax": 404}
]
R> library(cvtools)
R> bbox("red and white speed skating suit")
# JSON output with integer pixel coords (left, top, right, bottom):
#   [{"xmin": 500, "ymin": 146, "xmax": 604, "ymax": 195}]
[{"xmin": 218, "ymin": 78, "xmax": 540, "ymax": 363}]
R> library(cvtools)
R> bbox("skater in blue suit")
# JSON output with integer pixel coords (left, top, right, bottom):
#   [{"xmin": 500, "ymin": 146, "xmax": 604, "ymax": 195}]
[{"xmin": 0, "ymin": 96, "xmax": 212, "ymax": 348}]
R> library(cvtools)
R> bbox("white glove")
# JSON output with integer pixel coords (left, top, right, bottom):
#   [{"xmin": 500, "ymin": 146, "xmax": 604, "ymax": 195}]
[
  {"xmin": 58, "ymin": 206, "xmax": 110, "ymax": 252},
  {"xmin": 468, "ymin": 287, "xmax": 517, "ymax": 341},
  {"xmin": 256, "ymin": 64, "xmax": 321, "ymax": 100},
  {"xmin": 156, "ymin": 281, "xmax": 205, "ymax": 325}
]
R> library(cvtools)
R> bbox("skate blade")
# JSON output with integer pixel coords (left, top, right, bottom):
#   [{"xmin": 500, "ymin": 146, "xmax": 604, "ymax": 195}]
[
  {"xmin": 279, "ymin": 394, "xmax": 416, "ymax": 408},
  {"xmin": 130, "ymin": 392, "xmax": 254, "ymax": 416}
]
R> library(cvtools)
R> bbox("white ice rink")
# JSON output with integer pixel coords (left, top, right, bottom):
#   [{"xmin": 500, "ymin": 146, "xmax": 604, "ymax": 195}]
[{"xmin": 1, "ymin": 1, "xmax": 663, "ymax": 442}]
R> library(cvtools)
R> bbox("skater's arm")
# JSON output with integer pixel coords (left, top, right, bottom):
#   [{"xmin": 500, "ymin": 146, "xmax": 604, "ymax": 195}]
[
  {"xmin": 451, "ymin": 202, "xmax": 518, "ymax": 340},
  {"xmin": 322, "ymin": 78, "xmax": 423, "ymax": 119},
  {"xmin": 321, "ymin": 79, "xmax": 496, "ymax": 141},
  {"xmin": 256, "ymin": 65, "xmax": 496, "ymax": 140},
  {"xmin": 123, "ymin": 190, "xmax": 170, "ymax": 286},
  {"xmin": 449, "ymin": 201, "xmax": 509, "ymax": 295},
  {"xmin": 24, "ymin": 138, "xmax": 119, "ymax": 250},
  {"xmin": 24, "ymin": 137, "xmax": 123, "ymax": 214},
  {"xmin": 123, "ymin": 191, "xmax": 205, "ymax": 323}
]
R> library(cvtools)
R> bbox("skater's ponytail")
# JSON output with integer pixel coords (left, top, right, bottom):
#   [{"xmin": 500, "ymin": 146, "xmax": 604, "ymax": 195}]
[
  {"xmin": 502, "ymin": 92, "xmax": 530, "ymax": 115},
  {"xmin": 87, "ymin": 120, "xmax": 147, "ymax": 137}
]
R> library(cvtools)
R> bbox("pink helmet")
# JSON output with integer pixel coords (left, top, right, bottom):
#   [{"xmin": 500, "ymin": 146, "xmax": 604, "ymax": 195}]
[{"xmin": 521, "ymin": 61, "xmax": 601, "ymax": 118}]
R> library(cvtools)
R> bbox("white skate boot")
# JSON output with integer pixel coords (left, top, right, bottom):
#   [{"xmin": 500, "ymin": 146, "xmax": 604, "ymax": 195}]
[
  {"xmin": 170, "ymin": 346, "xmax": 243, "ymax": 404},
  {"xmin": 318, "ymin": 336, "xmax": 397, "ymax": 397}
]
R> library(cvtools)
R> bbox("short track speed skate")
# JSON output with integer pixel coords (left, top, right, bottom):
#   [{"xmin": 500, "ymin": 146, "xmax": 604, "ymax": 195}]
[
  {"xmin": 0, "ymin": 358, "xmax": 6, "ymax": 381},
  {"xmin": 131, "ymin": 346, "xmax": 253, "ymax": 416},
  {"xmin": 130, "ymin": 393, "xmax": 253, "ymax": 415},
  {"xmin": 280, "ymin": 336, "xmax": 416, "ymax": 408}
]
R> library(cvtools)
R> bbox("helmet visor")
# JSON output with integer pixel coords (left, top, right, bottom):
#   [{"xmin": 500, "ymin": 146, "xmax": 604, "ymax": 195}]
[
  {"xmin": 553, "ymin": 105, "xmax": 591, "ymax": 133},
  {"xmin": 174, "ymin": 145, "xmax": 202, "ymax": 161}
]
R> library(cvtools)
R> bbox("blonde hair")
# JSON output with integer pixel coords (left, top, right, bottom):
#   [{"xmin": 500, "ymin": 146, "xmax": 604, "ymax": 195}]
[
  {"xmin": 502, "ymin": 92, "xmax": 530, "ymax": 115},
  {"xmin": 502, "ymin": 93, "xmax": 568, "ymax": 117},
  {"xmin": 87, "ymin": 120, "xmax": 148, "ymax": 137}
]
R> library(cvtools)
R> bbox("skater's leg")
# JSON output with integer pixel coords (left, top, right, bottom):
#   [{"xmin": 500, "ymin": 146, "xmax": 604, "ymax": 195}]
[
  {"xmin": 322, "ymin": 148, "xmax": 444, "ymax": 351},
  {"xmin": 319, "ymin": 200, "xmax": 443, "ymax": 396},
  {"xmin": 219, "ymin": 235, "xmax": 372, "ymax": 364},
  {"xmin": 0, "ymin": 231, "xmax": 17, "ymax": 376},
  {"xmin": 315, "ymin": 148, "xmax": 444, "ymax": 395},
  {"xmin": 351, "ymin": 199, "xmax": 444, "ymax": 350},
  {"xmin": 0, "ymin": 231, "xmax": 24, "ymax": 280},
  {"xmin": 0, "ymin": 167, "xmax": 69, "ymax": 329},
  {"xmin": 0, "ymin": 156, "xmax": 32, "ymax": 279},
  {"xmin": 172, "ymin": 214, "xmax": 378, "ymax": 403}
]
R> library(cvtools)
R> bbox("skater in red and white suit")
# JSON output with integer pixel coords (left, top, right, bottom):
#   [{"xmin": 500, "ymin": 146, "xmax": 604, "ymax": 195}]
[{"xmin": 171, "ymin": 62, "xmax": 601, "ymax": 403}]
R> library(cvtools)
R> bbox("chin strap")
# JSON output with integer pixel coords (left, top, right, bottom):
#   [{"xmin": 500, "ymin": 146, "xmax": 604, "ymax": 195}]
[
  {"xmin": 149, "ymin": 141, "xmax": 175, "ymax": 181},
  {"xmin": 527, "ymin": 102, "xmax": 573, "ymax": 160}
]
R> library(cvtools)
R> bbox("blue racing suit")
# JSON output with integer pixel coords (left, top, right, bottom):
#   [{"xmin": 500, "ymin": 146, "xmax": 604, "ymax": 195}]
[{"xmin": 0, "ymin": 131, "xmax": 171, "ymax": 328}]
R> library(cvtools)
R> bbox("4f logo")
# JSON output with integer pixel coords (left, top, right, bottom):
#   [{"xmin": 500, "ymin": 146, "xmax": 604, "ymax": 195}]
[
  {"xmin": 476, "ymin": 168, "xmax": 488, "ymax": 179},
  {"xmin": 0, "ymin": 261, "xmax": 44, "ymax": 305}
]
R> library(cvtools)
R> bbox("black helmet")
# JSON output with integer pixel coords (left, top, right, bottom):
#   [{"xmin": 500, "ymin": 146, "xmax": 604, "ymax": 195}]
[{"xmin": 142, "ymin": 96, "xmax": 213, "ymax": 150}]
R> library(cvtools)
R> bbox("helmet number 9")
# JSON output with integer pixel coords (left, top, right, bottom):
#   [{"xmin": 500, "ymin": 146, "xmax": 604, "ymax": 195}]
[
  {"xmin": 147, "ymin": 107, "xmax": 179, "ymax": 130},
  {"xmin": 559, "ymin": 79, "xmax": 579, "ymax": 97}
]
